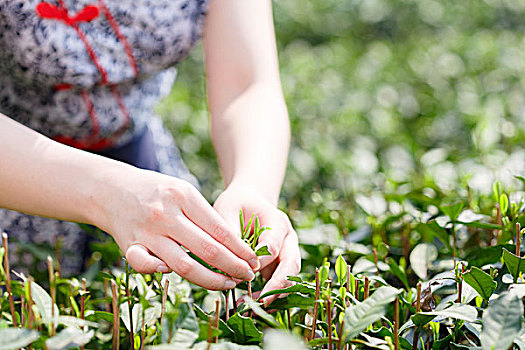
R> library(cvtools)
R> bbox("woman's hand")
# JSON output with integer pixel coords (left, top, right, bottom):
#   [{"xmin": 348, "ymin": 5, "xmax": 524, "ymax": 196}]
[
  {"xmin": 94, "ymin": 166, "xmax": 260, "ymax": 291},
  {"xmin": 213, "ymin": 184, "xmax": 301, "ymax": 306}
]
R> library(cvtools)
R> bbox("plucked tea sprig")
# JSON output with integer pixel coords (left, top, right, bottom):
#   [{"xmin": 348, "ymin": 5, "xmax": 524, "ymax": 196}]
[{"xmin": 239, "ymin": 210, "xmax": 272, "ymax": 257}]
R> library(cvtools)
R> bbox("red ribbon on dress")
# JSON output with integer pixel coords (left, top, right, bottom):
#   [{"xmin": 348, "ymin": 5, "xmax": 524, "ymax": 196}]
[{"xmin": 36, "ymin": 3, "xmax": 99, "ymax": 26}]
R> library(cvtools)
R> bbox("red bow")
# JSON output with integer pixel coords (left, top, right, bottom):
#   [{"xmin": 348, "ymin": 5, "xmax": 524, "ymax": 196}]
[{"xmin": 36, "ymin": 3, "xmax": 99, "ymax": 25}]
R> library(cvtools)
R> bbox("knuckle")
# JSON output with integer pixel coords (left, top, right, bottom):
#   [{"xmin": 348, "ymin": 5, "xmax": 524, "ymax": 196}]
[
  {"xmin": 175, "ymin": 257, "xmax": 193, "ymax": 275},
  {"xmin": 170, "ymin": 181, "xmax": 193, "ymax": 201},
  {"xmin": 211, "ymin": 223, "xmax": 231, "ymax": 243},
  {"xmin": 202, "ymin": 241, "xmax": 221, "ymax": 261}
]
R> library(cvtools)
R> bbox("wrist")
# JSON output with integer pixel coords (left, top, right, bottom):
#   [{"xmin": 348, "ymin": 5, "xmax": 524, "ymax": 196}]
[{"xmin": 226, "ymin": 178, "xmax": 280, "ymax": 207}]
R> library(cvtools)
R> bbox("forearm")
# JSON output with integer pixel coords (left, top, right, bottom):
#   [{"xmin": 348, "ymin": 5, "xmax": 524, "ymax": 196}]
[
  {"xmin": 210, "ymin": 82, "xmax": 290, "ymax": 206},
  {"xmin": 0, "ymin": 113, "xmax": 128, "ymax": 226}
]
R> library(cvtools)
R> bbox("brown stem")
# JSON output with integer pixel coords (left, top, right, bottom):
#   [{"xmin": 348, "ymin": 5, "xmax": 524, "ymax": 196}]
[
  {"xmin": 2, "ymin": 233, "xmax": 16, "ymax": 327},
  {"xmin": 111, "ymin": 280, "xmax": 120, "ymax": 350},
  {"xmin": 364, "ymin": 276, "xmax": 369, "ymax": 300},
  {"xmin": 287, "ymin": 309, "xmax": 292, "ymax": 330},
  {"xmin": 47, "ymin": 256, "xmax": 56, "ymax": 336},
  {"xmin": 517, "ymin": 223, "xmax": 521, "ymax": 257},
  {"xmin": 160, "ymin": 279, "xmax": 169, "ymax": 322},
  {"xmin": 416, "ymin": 282, "xmax": 422, "ymax": 313},
  {"xmin": 355, "ymin": 279, "xmax": 359, "ymax": 301},
  {"xmin": 412, "ymin": 328, "xmax": 420, "ymax": 350},
  {"xmin": 337, "ymin": 319, "xmax": 345, "ymax": 350},
  {"xmin": 247, "ymin": 281, "xmax": 253, "ymax": 300},
  {"xmin": 140, "ymin": 307, "xmax": 145, "ymax": 350},
  {"xmin": 310, "ymin": 268, "xmax": 320, "ymax": 341},
  {"xmin": 457, "ymin": 278, "xmax": 462, "ymax": 303},
  {"xmin": 327, "ymin": 297, "xmax": 333, "ymax": 350},
  {"xmin": 394, "ymin": 297, "xmax": 399, "ymax": 350},
  {"xmin": 231, "ymin": 288, "xmax": 237, "ymax": 314},
  {"xmin": 214, "ymin": 299, "xmax": 220, "ymax": 343}
]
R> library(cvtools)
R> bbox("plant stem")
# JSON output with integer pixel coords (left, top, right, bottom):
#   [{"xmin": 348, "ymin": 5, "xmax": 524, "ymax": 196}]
[
  {"xmin": 287, "ymin": 309, "xmax": 292, "ymax": 330},
  {"xmin": 247, "ymin": 281, "xmax": 252, "ymax": 300},
  {"xmin": 231, "ymin": 288, "xmax": 237, "ymax": 314},
  {"xmin": 327, "ymin": 297, "xmax": 333, "ymax": 350},
  {"xmin": 394, "ymin": 297, "xmax": 399, "ymax": 350},
  {"xmin": 104, "ymin": 277, "xmax": 111, "ymax": 312},
  {"xmin": 214, "ymin": 299, "xmax": 220, "ymax": 343},
  {"xmin": 27, "ymin": 277, "xmax": 33, "ymax": 330},
  {"xmin": 364, "ymin": 276, "xmax": 369, "ymax": 300},
  {"xmin": 2, "ymin": 233, "xmax": 16, "ymax": 327},
  {"xmin": 20, "ymin": 293, "xmax": 25, "ymax": 327},
  {"xmin": 517, "ymin": 223, "xmax": 521, "ymax": 257},
  {"xmin": 355, "ymin": 279, "xmax": 359, "ymax": 300},
  {"xmin": 81, "ymin": 278, "xmax": 86, "ymax": 350},
  {"xmin": 111, "ymin": 280, "xmax": 120, "ymax": 350},
  {"xmin": 224, "ymin": 290, "xmax": 230, "ymax": 321},
  {"xmin": 161, "ymin": 279, "xmax": 169, "ymax": 322},
  {"xmin": 337, "ymin": 319, "xmax": 345, "ymax": 350},
  {"xmin": 310, "ymin": 268, "xmax": 320, "ymax": 341},
  {"xmin": 47, "ymin": 256, "xmax": 55, "ymax": 336},
  {"xmin": 207, "ymin": 315, "xmax": 213, "ymax": 349},
  {"xmin": 416, "ymin": 282, "xmax": 422, "ymax": 313},
  {"xmin": 452, "ymin": 222, "xmax": 457, "ymax": 261},
  {"xmin": 125, "ymin": 263, "xmax": 135, "ymax": 350}
]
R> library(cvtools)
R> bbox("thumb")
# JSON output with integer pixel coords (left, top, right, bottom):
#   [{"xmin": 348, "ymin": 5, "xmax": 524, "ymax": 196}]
[{"xmin": 125, "ymin": 244, "xmax": 171, "ymax": 274}]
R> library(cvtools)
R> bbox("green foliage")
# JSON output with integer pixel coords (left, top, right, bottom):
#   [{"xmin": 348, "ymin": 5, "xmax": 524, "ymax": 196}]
[
  {"xmin": 463, "ymin": 267, "xmax": 497, "ymax": 302},
  {"xmin": 480, "ymin": 293, "xmax": 523, "ymax": 350}
]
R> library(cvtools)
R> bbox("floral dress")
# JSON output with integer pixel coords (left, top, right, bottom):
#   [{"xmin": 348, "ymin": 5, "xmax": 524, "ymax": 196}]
[{"xmin": 0, "ymin": 0, "xmax": 209, "ymax": 275}]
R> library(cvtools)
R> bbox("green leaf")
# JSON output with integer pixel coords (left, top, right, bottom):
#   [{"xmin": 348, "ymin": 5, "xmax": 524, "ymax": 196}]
[
  {"xmin": 342, "ymin": 286, "xmax": 401, "ymax": 341},
  {"xmin": 335, "ymin": 254, "xmax": 348, "ymax": 286},
  {"xmin": 500, "ymin": 194, "xmax": 509, "ymax": 216},
  {"xmin": 239, "ymin": 210, "xmax": 245, "ymax": 238},
  {"xmin": 264, "ymin": 294, "xmax": 316, "ymax": 310},
  {"xmin": 244, "ymin": 299, "xmax": 283, "ymax": 329},
  {"xmin": 45, "ymin": 327, "xmax": 94, "ymax": 350},
  {"xmin": 411, "ymin": 303, "xmax": 478, "ymax": 327},
  {"xmin": 0, "ymin": 328, "xmax": 40, "ymax": 350},
  {"xmin": 258, "ymin": 283, "xmax": 316, "ymax": 299},
  {"xmin": 386, "ymin": 258, "xmax": 409, "ymax": 290},
  {"xmin": 26, "ymin": 278, "xmax": 60, "ymax": 324},
  {"xmin": 416, "ymin": 222, "xmax": 452, "ymax": 252},
  {"xmin": 255, "ymin": 245, "xmax": 271, "ymax": 257},
  {"xmin": 409, "ymin": 243, "xmax": 438, "ymax": 280},
  {"xmin": 441, "ymin": 202, "xmax": 464, "ymax": 222},
  {"xmin": 502, "ymin": 248, "xmax": 525, "ymax": 283},
  {"xmin": 227, "ymin": 313, "xmax": 263, "ymax": 345},
  {"xmin": 465, "ymin": 244, "xmax": 513, "ymax": 268},
  {"xmin": 481, "ymin": 293, "xmax": 523, "ymax": 350},
  {"xmin": 463, "ymin": 267, "xmax": 497, "ymax": 301}
]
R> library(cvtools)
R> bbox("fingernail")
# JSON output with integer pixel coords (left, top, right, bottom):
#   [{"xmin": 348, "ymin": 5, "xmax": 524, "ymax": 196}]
[
  {"xmin": 244, "ymin": 270, "xmax": 255, "ymax": 281},
  {"xmin": 157, "ymin": 265, "xmax": 169, "ymax": 273},
  {"xmin": 249, "ymin": 258, "xmax": 260, "ymax": 271},
  {"xmin": 224, "ymin": 279, "xmax": 236, "ymax": 290}
]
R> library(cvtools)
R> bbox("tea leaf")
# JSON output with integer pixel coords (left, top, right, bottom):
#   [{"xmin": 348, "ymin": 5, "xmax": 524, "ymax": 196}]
[
  {"xmin": 45, "ymin": 327, "xmax": 94, "ymax": 349},
  {"xmin": 255, "ymin": 245, "xmax": 271, "ymax": 257},
  {"xmin": 342, "ymin": 286, "xmax": 401, "ymax": 341},
  {"xmin": 441, "ymin": 202, "xmax": 464, "ymax": 222},
  {"xmin": 463, "ymin": 267, "xmax": 496, "ymax": 301},
  {"xmin": 411, "ymin": 303, "xmax": 477, "ymax": 327},
  {"xmin": 335, "ymin": 254, "xmax": 348, "ymax": 286},
  {"xmin": 502, "ymin": 248, "xmax": 525, "ymax": 283},
  {"xmin": 227, "ymin": 313, "xmax": 263, "ymax": 345},
  {"xmin": 410, "ymin": 243, "xmax": 438, "ymax": 280},
  {"xmin": 481, "ymin": 293, "xmax": 522, "ymax": 350},
  {"xmin": 0, "ymin": 328, "xmax": 40, "ymax": 349}
]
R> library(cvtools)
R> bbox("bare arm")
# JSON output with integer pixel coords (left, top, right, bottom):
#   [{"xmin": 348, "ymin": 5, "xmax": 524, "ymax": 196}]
[
  {"xmin": 204, "ymin": 0, "xmax": 290, "ymax": 205},
  {"xmin": 204, "ymin": 0, "xmax": 301, "ymax": 304},
  {"xmin": 0, "ymin": 114, "xmax": 258, "ymax": 290}
]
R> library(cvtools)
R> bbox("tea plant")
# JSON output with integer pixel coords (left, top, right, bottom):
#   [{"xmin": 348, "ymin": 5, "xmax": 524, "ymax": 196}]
[{"xmin": 1, "ymin": 180, "xmax": 525, "ymax": 349}]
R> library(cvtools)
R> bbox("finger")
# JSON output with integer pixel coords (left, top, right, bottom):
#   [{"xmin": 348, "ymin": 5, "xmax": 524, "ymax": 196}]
[
  {"xmin": 176, "ymin": 184, "xmax": 259, "ymax": 269},
  {"xmin": 256, "ymin": 212, "xmax": 290, "ymax": 269},
  {"xmin": 171, "ymin": 217, "xmax": 256, "ymax": 281},
  {"xmin": 149, "ymin": 236, "xmax": 237, "ymax": 291},
  {"xmin": 125, "ymin": 243, "xmax": 171, "ymax": 274},
  {"xmin": 259, "ymin": 233, "xmax": 301, "ymax": 307}
]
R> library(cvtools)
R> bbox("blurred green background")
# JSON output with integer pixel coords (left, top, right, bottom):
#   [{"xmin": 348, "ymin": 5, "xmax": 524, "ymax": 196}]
[{"xmin": 157, "ymin": 0, "xmax": 525, "ymax": 230}]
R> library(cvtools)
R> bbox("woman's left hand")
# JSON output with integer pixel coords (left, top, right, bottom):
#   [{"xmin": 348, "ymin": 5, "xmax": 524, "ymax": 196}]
[{"xmin": 213, "ymin": 184, "xmax": 301, "ymax": 306}]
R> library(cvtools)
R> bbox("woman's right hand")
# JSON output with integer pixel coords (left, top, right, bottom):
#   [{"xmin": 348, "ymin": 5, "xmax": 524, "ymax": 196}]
[{"xmin": 93, "ymin": 166, "xmax": 259, "ymax": 290}]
